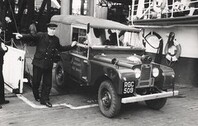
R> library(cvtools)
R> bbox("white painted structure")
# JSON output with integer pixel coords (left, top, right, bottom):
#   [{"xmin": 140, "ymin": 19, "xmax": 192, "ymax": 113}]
[
  {"xmin": 3, "ymin": 46, "xmax": 26, "ymax": 93},
  {"xmin": 144, "ymin": 25, "xmax": 198, "ymax": 58}
]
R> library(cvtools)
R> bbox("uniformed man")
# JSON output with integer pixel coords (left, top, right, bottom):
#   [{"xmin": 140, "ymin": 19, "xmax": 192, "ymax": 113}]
[{"xmin": 15, "ymin": 23, "xmax": 77, "ymax": 107}]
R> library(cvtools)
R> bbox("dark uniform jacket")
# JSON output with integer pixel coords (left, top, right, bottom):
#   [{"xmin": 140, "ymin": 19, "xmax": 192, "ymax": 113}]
[
  {"xmin": 22, "ymin": 32, "xmax": 74, "ymax": 69},
  {"xmin": 0, "ymin": 34, "xmax": 8, "ymax": 65},
  {"xmin": 0, "ymin": 43, "xmax": 6, "ymax": 65}
]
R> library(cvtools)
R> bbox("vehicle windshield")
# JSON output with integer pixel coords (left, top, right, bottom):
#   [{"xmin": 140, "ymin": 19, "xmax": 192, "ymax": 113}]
[{"xmin": 89, "ymin": 28, "xmax": 144, "ymax": 49}]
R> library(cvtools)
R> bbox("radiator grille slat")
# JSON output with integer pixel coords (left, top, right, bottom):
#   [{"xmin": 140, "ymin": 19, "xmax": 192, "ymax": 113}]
[{"xmin": 140, "ymin": 65, "xmax": 151, "ymax": 81}]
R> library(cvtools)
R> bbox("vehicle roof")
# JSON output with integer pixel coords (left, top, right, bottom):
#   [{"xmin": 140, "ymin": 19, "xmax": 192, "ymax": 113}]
[{"xmin": 51, "ymin": 15, "xmax": 141, "ymax": 32}]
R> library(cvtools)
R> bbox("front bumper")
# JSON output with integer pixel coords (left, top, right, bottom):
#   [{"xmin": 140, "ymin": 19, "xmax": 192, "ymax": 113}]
[{"xmin": 121, "ymin": 90, "xmax": 179, "ymax": 104}]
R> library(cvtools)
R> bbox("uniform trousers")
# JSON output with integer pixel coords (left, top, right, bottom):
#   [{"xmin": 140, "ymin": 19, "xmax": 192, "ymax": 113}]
[
  {"xmin": 0, "ymin": 64, "xmax": 6, "ymax": 103},
  {"xmin": 32, "ymin": 65, "xmax": 52, "ymax": 103}
]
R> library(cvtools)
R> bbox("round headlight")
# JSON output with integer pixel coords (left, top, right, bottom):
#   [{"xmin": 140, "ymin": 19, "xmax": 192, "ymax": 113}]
[
  {"xmin": 134, "ymin": 68, "xmax": 141, "ymax": 79},
  {"xmin": 152, "ymin": 67, "xmax": 159, "ymax": 77}
]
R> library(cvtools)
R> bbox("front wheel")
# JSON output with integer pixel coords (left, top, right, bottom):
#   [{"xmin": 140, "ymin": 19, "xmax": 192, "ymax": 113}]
[
  {"xmin": 145, "ymin": 98, "xmax": 167, "ymax": 110},
  {"xmin": 98, "ymin": 80, "xmax": 121, "ymax": 118}
]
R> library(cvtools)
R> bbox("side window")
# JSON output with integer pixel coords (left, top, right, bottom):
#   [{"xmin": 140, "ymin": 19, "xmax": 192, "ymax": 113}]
[
  {"xmin": 89, "ymin": 28, "xmax": 105, "ymax": 46},
  {"xmin": 71, "ymin": 27, "xmax": 88, "ymax": 57},
  {"xmin": 105, "ymin": 29, "xmax": 118, "ymax": 46},
  {"xmin": 72, "ymin": 28, "xmax": 87, "ymax": 44},
  {"xmin": 78, "ymin": 29, "xmax": 87, "ymax": 44}
]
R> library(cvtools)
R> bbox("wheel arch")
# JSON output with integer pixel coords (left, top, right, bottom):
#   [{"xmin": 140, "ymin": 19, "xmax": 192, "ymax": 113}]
[{"xmin": 93, "ymin": 75, "xmax": 113, "ymax": 92}]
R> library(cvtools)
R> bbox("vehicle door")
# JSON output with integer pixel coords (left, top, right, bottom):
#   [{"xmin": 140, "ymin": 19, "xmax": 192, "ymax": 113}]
[
  {"xmin": 3, "ymin": 46, "xmax": 26, "ymax": 93},
  {"xmin": 70, "ymin": 25, "xmax": 90, "ymax": 84}
]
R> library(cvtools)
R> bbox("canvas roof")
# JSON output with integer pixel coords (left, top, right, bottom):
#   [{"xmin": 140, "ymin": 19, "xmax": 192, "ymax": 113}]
[{"xmin": 51, "ymin": 15, "xmax": 141, "ymax": 32}]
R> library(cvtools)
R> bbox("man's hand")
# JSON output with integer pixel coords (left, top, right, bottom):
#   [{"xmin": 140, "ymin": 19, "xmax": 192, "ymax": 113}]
[
  {"xmin": 71, "ymin": 41, "xmax": 77, "ymax": 47},
  {"xmin": 13, "ymin": 33, "xmax": 23, "ymax": 39},
  {"xmin": 1, "ymin": 42, "xmax": 8, "ymax": 51}
]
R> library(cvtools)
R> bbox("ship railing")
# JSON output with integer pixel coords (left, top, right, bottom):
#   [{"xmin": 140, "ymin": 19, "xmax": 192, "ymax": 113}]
[{"xmin": 131, "ymin": 0, "xmax": 198, "ymax": 21}]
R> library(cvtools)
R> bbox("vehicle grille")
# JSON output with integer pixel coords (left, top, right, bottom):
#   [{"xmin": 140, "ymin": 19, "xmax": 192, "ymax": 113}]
[
  {"xmin": 140, "ymin": 64, "xmax": 151, "ymax": 81},
  {"xmin": 139, "ymin": 82, "xmax": 149, "ymax": 86},
  {"xmin": 135, "ymin": 64, "xmax": 154, "ymax": 88}
]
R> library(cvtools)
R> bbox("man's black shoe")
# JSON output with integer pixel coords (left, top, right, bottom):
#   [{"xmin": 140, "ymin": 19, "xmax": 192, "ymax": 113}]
[
  {"xmin": 0, "ymin": 105, "xmax": 2, "ymax": 109},
  {"xmin": 40, "ymin": 102, "xmax": 52, "ymax": 107},
  {"xmin": 0, "ymin": 100, "xmax": 9, "ymax": 105}
]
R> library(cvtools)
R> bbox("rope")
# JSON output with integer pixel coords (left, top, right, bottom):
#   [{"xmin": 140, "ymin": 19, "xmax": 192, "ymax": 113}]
[
  {"xmin": 5, "ymin": 0, "xmax": 24, "ymax": 49},
  {"xmin": 7, "ymin": 0, "xmax": 19, "ymax": 33},
  {"xmin": 143, "ymin": 36, "xmax": 160, "ymax": 49},
  {"xmin": 143, "ymin": 31, "xmax": 164, "ymax": 64},
  {"xmin": 143, "ymin": 31, "xmax": 163, "ymax": 49},
  {"xmin": 165, "ymin": 58, "xmax": 176, "ymax": 67},
  {"xmin": 0, "ymin": 36, "xmax": 11, "ymax": 43}
]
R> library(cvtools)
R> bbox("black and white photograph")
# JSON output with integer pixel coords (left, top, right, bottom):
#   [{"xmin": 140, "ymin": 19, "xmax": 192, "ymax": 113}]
[{"xmin": 0, "ymin": 0, "xmax": 198, "ymax": 126}]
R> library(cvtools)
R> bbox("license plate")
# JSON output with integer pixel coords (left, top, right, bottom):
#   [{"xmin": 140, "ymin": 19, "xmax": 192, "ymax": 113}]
[{"xmin": 123, "ymin": 81, "xmax": 135, "ymax": 94}]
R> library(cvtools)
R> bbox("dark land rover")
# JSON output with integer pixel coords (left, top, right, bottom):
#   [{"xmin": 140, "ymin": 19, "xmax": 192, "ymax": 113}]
[{"xmin": 51, "ymin": 15, "xmax": 178, "ymax": 118}]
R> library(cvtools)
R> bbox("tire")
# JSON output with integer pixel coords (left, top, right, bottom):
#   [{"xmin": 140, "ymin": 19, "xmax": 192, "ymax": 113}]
[
  {"xmin": 98, "ymin": 80, "xmax": 121, "ymax": 118},
  {"xmin": 55, "ymin": 61, "xmax": 67, "ymax": 88},
  {"xmin": 145, "ymin": 98, "xmax": 167, "ymax": 110}
]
